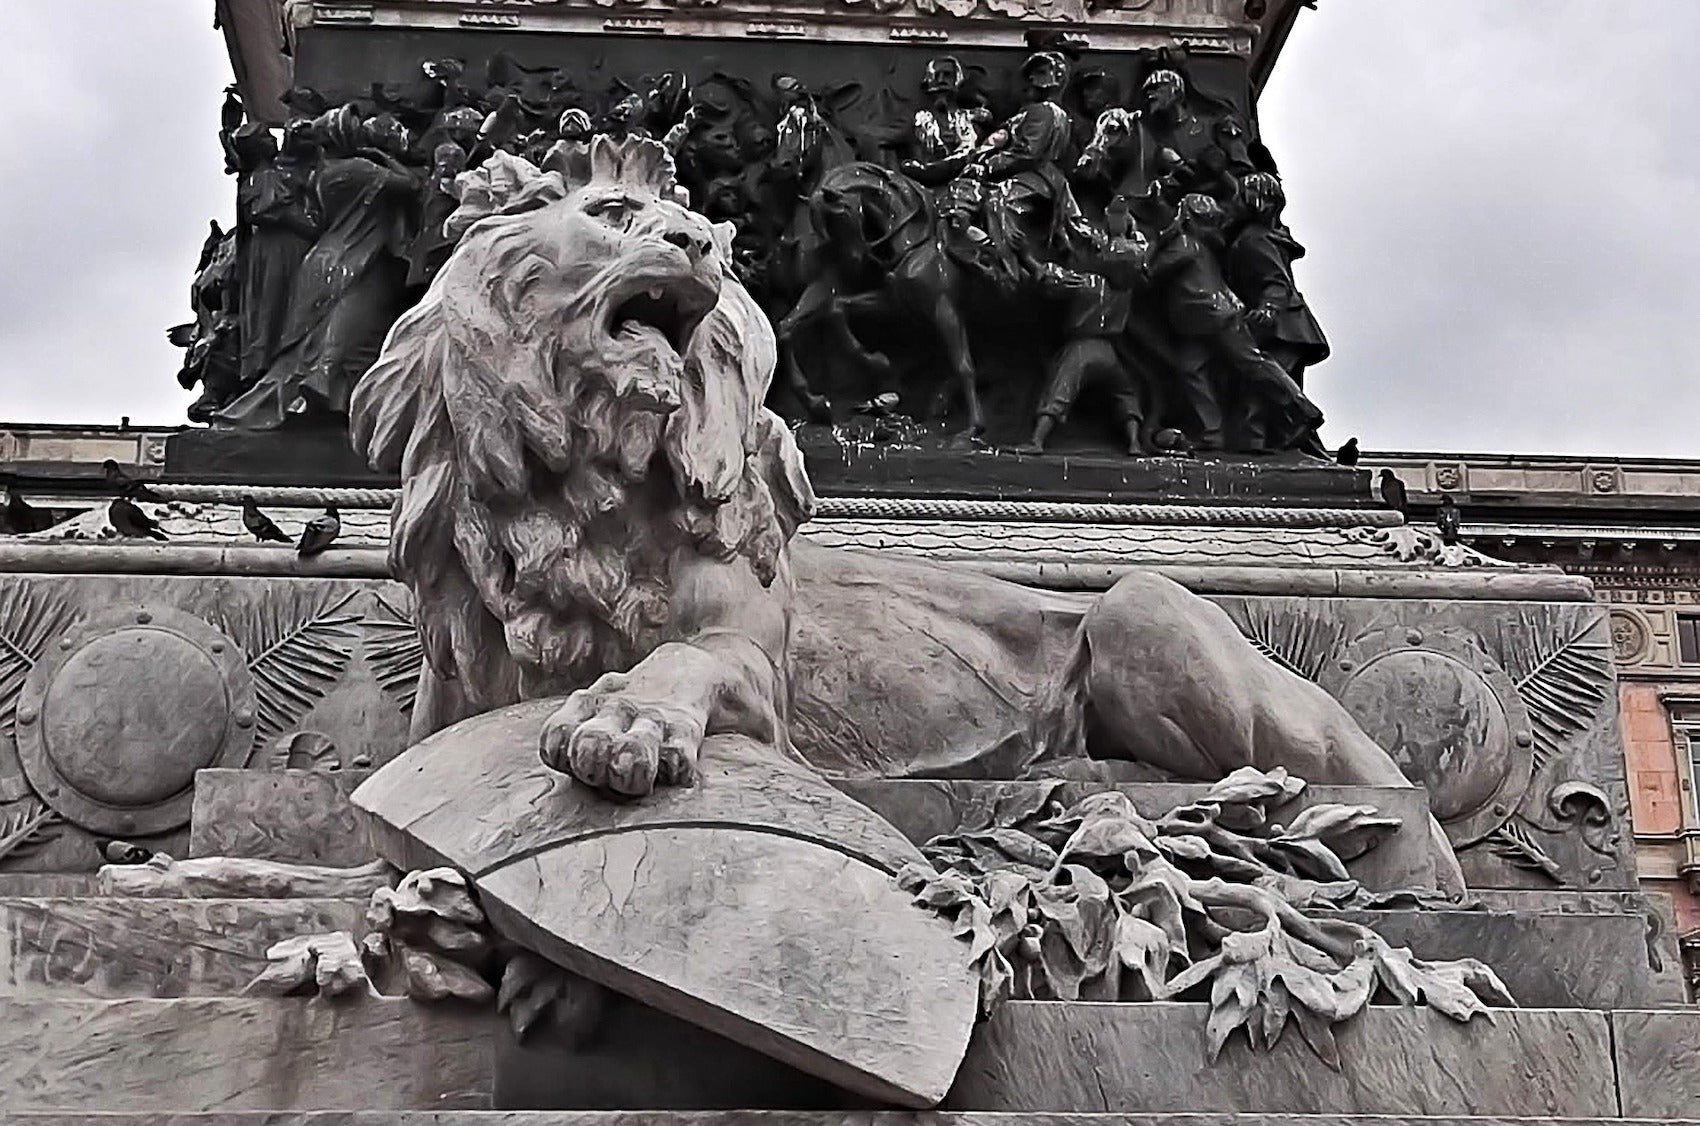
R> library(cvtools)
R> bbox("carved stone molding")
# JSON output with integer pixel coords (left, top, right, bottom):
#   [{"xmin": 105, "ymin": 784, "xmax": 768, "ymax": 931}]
[{"xmin": 297, "ymin": 0, "xmax": 1259, "ymax": 51}]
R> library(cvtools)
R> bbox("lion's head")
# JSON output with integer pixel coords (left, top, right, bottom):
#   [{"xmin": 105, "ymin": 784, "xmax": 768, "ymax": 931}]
[{"xmin": 349, "ymin": 136, "xmax": 814, "ymax": 712}]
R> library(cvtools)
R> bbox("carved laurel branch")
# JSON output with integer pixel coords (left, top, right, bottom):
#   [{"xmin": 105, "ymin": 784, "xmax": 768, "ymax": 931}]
[
  {"xmin": 900, "ymin": 768, "xmax": 1508, "ymax": 1069},
  {"xmin": 215, "ymin": 589, "xmax": 361, "ymax": 754}
]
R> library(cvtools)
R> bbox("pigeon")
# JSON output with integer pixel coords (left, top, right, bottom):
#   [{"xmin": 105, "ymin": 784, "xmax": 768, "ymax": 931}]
[
  {"xmin": 102, "ymin": 460, "xmax": 162, "ymax": 502},
  {"xmin": 109, "ymin": 497, "xmax": 168, "ymax": 541},
  {"xmin": 1377, "ymin": 468, "xmax": 1408, "ymax": 516},
  {"xmin": 1335, "ymin": 437, "xmax": 1360, "ymax": 466},
  {"xmin": 242, "ymin": 495, "xmax": 291, "ymax": 544},
  {"xmin": 297, "ymin": 505, "xmax": 341, "ymax": 557},
  {"xmin": 2, "ymin": 482, "xmax": 54, "ymax": 534},
  {"xmin": 1437, "ymin": 494, "xmax": 1462, "ymax": 546},
  {"xmin": 96, "ymin": 839, "xmax": 154, "ymax": 865},
  {"xmin": 1152, "ymin": 427, "xmax": 1195, "ymax": 456},
  {"xmin": 853, "ymin": 391, "xmax": 901, "ymax": 417}
]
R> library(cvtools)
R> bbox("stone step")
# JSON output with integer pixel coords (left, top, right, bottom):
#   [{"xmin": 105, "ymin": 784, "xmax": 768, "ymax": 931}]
[
  {"xmin": 0, "ymin": 897, "xmax": 362, "ymax": 999},
  {"xmin": 0, "ymin": 998, "xmax": 1691, "ymax": 1116},
  {"xmin": 485, "ymin": 999, "xmax": 1697, "ymax": 1117},
  {"xmin": 3, "ymin": 1119, "xmax": 1700, "ymax": 1126},
  {"xmin": 1320, "ymin": 906, "xmax": 1687, "ymax": 1008},
  {"xmin": 0, "ymin": 998, "xmax": 492, "ymax": 1113},
  {"xmin": 0, "ymin": 890, "xmax": 1677, "ymax": 1011},
  {"xmin": 191, "ymin": 769, "xmax": 1438, "ymax": 890}
]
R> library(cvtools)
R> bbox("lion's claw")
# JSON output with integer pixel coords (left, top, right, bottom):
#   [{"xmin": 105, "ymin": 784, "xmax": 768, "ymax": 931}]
[{"xmin": 539, "ymin": 678, "xmax": 703, "ymax": 797}]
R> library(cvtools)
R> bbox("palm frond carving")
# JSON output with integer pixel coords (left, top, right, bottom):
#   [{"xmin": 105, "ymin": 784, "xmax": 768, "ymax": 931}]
[
  {"xmin": 363, "ymin": 594, "xmax": 423, "ymax": 715},
  {"xmin": 0, "ymin": 800, "xmax": 62, "ymax": 866},
  {"xmin": 217, "ymin": 589, "xmax": 360, "ymax": 748},
  {"xmin": 0, "ymin": 585, "xmax": 78, "ymax": 735},
  {"xmin": 1228, "ymin": 603, "xmax": 1343, "ymax": 684},
  {"xmin": 1484, "ymin": 819, "xmax": 1562, "ymax": 884},
  {"xmin": 1496, "ymin": 610, "xmax": 1613, "ymax": 771}
]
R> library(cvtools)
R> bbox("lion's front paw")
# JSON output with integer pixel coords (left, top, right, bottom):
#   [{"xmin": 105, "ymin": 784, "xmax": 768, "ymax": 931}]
[{"xmin": 538, "ymin": 673, "xmax": 705, "ymax": 797}]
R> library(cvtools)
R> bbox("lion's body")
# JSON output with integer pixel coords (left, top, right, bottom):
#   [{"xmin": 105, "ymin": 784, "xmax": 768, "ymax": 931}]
[{"xmin": 352, "ymin": 137, "xmax": 1465, "ymax": 890}]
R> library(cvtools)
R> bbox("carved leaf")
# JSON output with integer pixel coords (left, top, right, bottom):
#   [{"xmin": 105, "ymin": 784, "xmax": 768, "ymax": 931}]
[
  {"xmin": 1484, "ymin": 819, "xmax": 1562, "ymax": 883},
  {"xmin": 1229, "ymin": 604, "xmax": 1343, "ymax": 684},
  {"xmin": 363, "ymin": 595, "xmax": 424, "ymax": 716},
  {"xmin": 0, "ymin": 799, "xmax": 63, "ymax": 866},
  {"xmin": 217, "ymin": 589, "xmax": 360, "ymax": 748},
  {"xmin": 0, "ymin": 585, "xmax": 78, "ymax": 735},
  {"xmin": 0, "ymin": 586, "xmax": 78, "ymax": 803},
  {"xmin": 1497, "ymin": 611, "xmax": 1613, "ymax": 771}
]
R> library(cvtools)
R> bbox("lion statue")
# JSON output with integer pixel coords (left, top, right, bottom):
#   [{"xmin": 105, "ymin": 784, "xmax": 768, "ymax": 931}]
[{"xmin": 349, "ymin": 137, "xmax": 1463, "ymax": 890}]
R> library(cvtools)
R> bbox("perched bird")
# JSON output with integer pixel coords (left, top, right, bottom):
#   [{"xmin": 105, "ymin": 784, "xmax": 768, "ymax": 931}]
[
  {"xmin": 854, "ymin": 391, "xmax": 901, "ymax": 417},
  {"xmin": 109, "ymin": 497, "xmax": 168, "ymax": 541},
  {"xmin": 1436, "ymin": 494, "xmax": 1462, "ymax": 546},
  {"xmin": 102, "ymin": 459, "xmax": 162, "ymax": 502},
  {"xmin": 2, "ymin": 481, "xmax": 54, "ymax": 534},
  {"xmin": 1334, "ymin": 437, "xmax": 1360, "ymax": 466},
  {"xmin": 1152, "ymin": 427, "xmax": 1195, "ymax": 456},
  {"xmin": 96, "ymin": 839, "xmax": 154, "ymax": 865},
  {"xmin": 297, "ymin": 505, "xmax": 341, "ymax": 557},
  {"xmin": 242, "ymin": 495, "xmax": 291, "ymax": 544},
  {"xmin": 1377, "ymin": 468, "xmax": 1408, "ymax": 516}
]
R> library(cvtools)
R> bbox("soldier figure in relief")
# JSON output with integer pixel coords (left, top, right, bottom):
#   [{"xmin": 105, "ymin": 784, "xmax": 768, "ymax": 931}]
[
  {"xmin": 963, "ymin": 50, "xmax": 1084, "ymax": 286},
  {"xmin": 1226, "ymin": 171, "xmax": 1330, "ymax": 387},
  {"xmin": 899, "ymin": 57, "xmax": 996, "ymax": 262}
]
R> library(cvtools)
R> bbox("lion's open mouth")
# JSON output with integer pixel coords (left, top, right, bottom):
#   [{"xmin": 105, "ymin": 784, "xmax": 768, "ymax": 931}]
[{"xmin": 610, "ymin": 282, "xmax": 714, "ymax": 357}]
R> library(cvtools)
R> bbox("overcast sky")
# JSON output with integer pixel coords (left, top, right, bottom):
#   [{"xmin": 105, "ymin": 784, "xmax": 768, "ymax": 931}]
[{"xmin": 1, "ymin": 1, "xmax": 1697, "ymax": 458}]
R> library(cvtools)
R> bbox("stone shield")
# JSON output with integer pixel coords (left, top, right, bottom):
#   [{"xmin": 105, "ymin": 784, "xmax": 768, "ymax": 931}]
[{"xmin": 349, "ymin": 699, "xmax": 978, "ymax": 1108}]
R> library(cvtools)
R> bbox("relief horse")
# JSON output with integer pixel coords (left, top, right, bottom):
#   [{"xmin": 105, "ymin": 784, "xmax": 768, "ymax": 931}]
[{"xmin": 771, "ymin": 111, "xmax": 987, "ymax": 438}]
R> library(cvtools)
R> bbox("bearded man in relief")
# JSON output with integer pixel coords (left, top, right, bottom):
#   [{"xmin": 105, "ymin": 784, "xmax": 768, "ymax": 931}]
[{"xmin": 348, "ymin": 136, "xmax": 1464, "ymax": 890}]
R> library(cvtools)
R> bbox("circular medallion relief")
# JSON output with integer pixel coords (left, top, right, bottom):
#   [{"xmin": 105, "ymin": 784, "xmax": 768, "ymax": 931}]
[
  {"xmin": 16, "ymin": 606, "xmax": 254, "ymax": 836},
  {"xmin": 1320, "ymin": 628, "xmax": 1532, "ymax": 846},
  {"xmin": 1608, "ymin": 610, "xmax": 1650, "ymax": 664}
]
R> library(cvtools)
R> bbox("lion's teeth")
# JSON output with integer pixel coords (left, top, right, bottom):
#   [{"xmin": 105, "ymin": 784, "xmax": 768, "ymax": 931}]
[{"xmin": 647, "ymin": 287, "xmax": 664, "ymax": 301}]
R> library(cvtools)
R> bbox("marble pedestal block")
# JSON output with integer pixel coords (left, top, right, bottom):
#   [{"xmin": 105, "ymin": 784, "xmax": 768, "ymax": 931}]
[
  {"xmin": 0, "ymin": 897, "xmax": 363, "ymax": 998},
  {"xmin": 0, "ymin": 998, "xmax": 495, "ymax": 1112},
  {"xmin": 946, "ymin": 1003, "xmax": 1617, "ymax": 1116}
]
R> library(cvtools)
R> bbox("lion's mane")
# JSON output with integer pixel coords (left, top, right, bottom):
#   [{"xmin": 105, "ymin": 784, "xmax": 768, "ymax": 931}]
[{"xmin": 349, "ymin": 138, "xmax": 814, "ymax": 718}]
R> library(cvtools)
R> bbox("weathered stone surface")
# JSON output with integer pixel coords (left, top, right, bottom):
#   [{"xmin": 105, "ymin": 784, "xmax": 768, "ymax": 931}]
[
  {"xmin": 839, "ymin": 779, "xmax": 1438, "ymax": 891},
  {"xmin": 0, "ymin": 897, "xmax": 362, "ymax": 999},
  {"xmin": 1332, "ymin": 908, "xmax": 1687, "ymax": 1009},
  {"xmin": 0, "ymin": 998, "xmax": 493, "ymax": 1111},
  {"xmin": 1612, "ymin": 1008, "xmax": 1700, "ymax": 1118},
  {"xmin": 0, "ymin": 873, "xmax": 99, "ymax": 896},
  {"xmin": 352, "ymin": 701, "xmax": 979, "ymax": 1109},
  {"xmin": 98, "ymin": 856, "xmax": 392, "ymax": 900},
  {"xmin": 197, "ymin": 771, "xmax": 1436, "ymax": 892},
  {"xmin": 1211, "ymin": 595, "xmax": 1635, "ymax": 893},
  {"xmin": 4, "ymin": 1118, "xmax": 1700, "ymax": 1126},
  {"xmin": 192, "ymin": 769, "xmax": 373, "ymax": 865},
  {"xmin": 945, "ymin": 1002, "xmax": 1616, "ymax": 1116}
]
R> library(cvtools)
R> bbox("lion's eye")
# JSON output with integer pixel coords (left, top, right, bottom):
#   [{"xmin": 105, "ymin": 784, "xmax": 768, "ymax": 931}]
[{"xmin": 586, "ymin": 194, "xmax": 644, "ymax": 231}]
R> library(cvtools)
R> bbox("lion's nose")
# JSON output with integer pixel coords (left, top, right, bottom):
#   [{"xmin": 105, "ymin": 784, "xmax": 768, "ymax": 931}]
[{"xmin": 663, "ymin": 228, "xmax": 711, "ymax": 262}]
